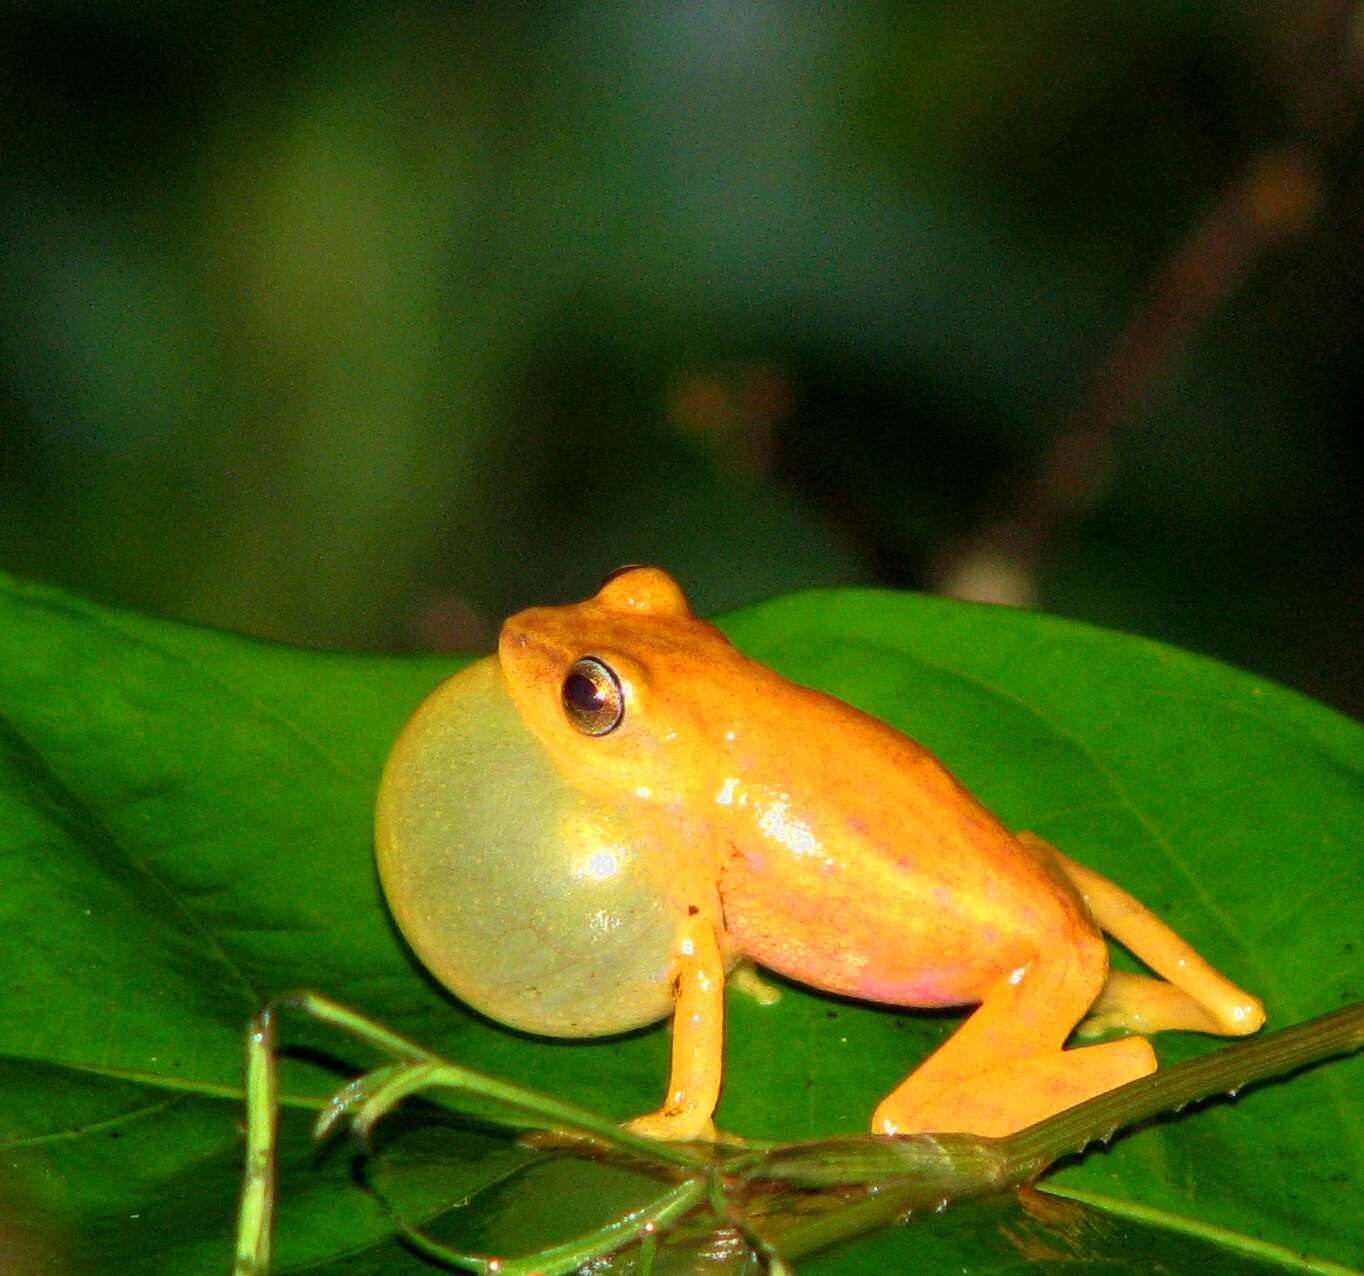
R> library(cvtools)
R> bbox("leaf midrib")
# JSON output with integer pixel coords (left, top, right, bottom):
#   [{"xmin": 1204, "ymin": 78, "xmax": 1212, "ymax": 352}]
[
  {"xmin": 1049, "ymin": 1184, "xmax": 1364, "ymax": 1276},
  {"xmin": 0, "ymin": 710, "xmax": 262, "ymax": 1010}
]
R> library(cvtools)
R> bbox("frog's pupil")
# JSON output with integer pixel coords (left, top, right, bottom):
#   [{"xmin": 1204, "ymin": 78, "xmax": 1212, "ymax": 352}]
[{"xmin": 565, "ymin": 672, "xmax": 603, "ymax": 712}]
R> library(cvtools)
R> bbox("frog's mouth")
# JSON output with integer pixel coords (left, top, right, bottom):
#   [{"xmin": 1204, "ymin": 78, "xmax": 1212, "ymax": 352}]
[{"xmin": 373, "ymin": 656, "xmax": 675, "ymax": 1038}]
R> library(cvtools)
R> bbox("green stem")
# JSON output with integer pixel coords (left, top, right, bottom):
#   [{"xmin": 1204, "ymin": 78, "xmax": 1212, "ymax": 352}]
[
  {"xmin": 239, "ymin": 996, "xmax": 1363, "ymax": 1274},
  {"xmin": 775, "ymin": 1002, "xmax": 1364, "ymax": 1265},
  {"xmin": 286, "ymin": 991, "xmax": 710, "ymax": 1172},
  {"xmin": 231, "ymin": 1010, "xmax": 280, "ymax": 1276},
  {"xmin": 1005, "ymin": 1001, "xmax": 1364, "ymax": 1169}
]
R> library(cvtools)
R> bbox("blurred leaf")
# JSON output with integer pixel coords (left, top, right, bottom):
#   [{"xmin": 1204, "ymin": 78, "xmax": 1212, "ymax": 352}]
[{"xmin": 0, "ymin": 574, "xmax": 1359, "ymax": 1273}]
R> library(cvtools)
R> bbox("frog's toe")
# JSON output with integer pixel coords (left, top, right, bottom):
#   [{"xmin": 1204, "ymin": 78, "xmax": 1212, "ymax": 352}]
[
  {"xmin": 730, "ymin": 958, "xmax": 783, "ymax": 1007},
  {"xmin": 624, "ymin": 1109, "xmax": 718, "ymax": 1143},
  {"xmin": 1075, "ymin": 1008, "xmax": 1140, "ymax": 1039}
]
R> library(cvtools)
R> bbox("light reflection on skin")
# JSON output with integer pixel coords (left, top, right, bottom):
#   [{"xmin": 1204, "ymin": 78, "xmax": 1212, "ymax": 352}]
[
  {"xmin": 582, "ymin": 849, "xmax": 620, "ymax": 880},
  {"xmin": 714, "ymin": 777, "xmax": 742, "ymax": 807},
  {"xmin": 556, "ymin": 810, "xmax": 626, "ymax": 884},
  {"xmin": 589, "ymin": 908, "xmax": 622, "ymax": 936},
  {"xmin": 715, "ymin": 778, "xmax": 828, "ymax": 864},
  {"xmin": 756, "ymin": 794, "xmax": 822, "ymax": 859}
]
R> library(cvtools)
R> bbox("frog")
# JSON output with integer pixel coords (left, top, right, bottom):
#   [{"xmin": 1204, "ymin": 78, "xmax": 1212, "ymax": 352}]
[{"xmin": 374, "ymin": 567, "xmax": 1264, "ymax": 1142}]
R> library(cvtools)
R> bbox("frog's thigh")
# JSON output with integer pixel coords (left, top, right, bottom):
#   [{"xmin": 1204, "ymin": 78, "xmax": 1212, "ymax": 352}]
[
  {"xmin": 1016, "ymin": 831, "xmax": 1265, "ymax": 1038},
  {"xmin": 625, "ymin": 912, "xmax": 726, "ymax": 1142},
  {"xmin": 872, "ymin": 932, "xmax": 1156, "ymax": 1138}
]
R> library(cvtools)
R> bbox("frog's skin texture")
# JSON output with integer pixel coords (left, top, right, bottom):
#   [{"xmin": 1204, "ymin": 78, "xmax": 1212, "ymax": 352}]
[{"xmin": 375, "ymin": 568, "xmax": 1264, "ymax": 1141}]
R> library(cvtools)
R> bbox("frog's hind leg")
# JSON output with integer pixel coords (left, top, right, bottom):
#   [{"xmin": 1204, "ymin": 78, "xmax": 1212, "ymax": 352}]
[
  {"xmin": 1016, "ymin": 831, "xmax": 1265, "ymax": 1040},
  {"xmin": 872, "ymin": 927, "xmax": 1157, "ymax": 1138}
]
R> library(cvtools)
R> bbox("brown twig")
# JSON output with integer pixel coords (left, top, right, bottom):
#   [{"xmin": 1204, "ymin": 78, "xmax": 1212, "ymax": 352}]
[{"xmin": 937, "ymin": 0, "xmax": 1363, "ymax": 606}]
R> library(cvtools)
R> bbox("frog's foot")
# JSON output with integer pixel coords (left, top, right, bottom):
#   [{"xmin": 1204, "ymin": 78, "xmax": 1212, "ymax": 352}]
[
  {"xmin": 873, "ymin": 923, "xmax": 1160, "ymax": 1138},
  {"xmin": 624, "ymin": 1109, "xmax": 719, "ymax": 1143},
  {"xmin": 873, "ymin": 1034, "xmax": 1156, "ymax": 1137},
  {"xmin": 1077, "ymin": 969, "xmax": 1264, "ymax": 1039},
  {"xmin": 729, "ymin": 957, "xmax": 783, "ymax": 1007}
]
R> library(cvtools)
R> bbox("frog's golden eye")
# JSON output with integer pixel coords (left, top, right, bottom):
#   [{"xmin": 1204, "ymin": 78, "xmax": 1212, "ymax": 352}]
[{"xmin": 562, "ymin": 657, "xmax": 624, "ymax": 735}]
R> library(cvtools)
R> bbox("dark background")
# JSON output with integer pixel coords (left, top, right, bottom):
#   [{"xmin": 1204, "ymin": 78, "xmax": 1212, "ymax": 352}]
[{"xmin": 1, "ymin": 3, "xmax": 1360, "ymax": 711}]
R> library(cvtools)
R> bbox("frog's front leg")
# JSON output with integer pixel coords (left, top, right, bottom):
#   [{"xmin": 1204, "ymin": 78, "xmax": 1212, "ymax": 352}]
[
  {"xmin": 872, "ymin": 927, "xmax": 1157, "ymax": 1138},
  {"xmin": 626, "ymin": 910, "xmax": 726, "ymax": 1142}
]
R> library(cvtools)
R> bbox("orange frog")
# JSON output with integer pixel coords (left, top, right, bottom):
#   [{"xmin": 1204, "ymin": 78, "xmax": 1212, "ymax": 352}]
[{"xmin": 375, "ymin": 568, "xmax": 1263, "ymax": 1140}]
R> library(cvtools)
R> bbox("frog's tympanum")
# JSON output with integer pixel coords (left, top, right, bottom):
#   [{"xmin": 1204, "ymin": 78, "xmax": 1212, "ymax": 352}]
[{"xmin": 375, "ymin": 568, "xmax": 1264, "ymax": 1141}]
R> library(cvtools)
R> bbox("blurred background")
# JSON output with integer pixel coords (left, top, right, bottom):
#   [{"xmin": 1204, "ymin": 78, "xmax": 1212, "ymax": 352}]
[{"xmin": 1, "ymin": 3, "xmax": 1360, "ymax": 711}]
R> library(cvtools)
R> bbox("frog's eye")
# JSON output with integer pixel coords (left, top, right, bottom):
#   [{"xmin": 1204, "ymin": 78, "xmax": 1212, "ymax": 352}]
[{"xmin": 562, "ymin": 657, "xmax": 625, "ymax": 735}]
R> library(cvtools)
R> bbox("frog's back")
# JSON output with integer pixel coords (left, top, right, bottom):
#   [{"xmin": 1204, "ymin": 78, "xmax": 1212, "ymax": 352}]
[{"xmin": 709, "ymin": 664, "xmax": 1090, "ymax": 1008}]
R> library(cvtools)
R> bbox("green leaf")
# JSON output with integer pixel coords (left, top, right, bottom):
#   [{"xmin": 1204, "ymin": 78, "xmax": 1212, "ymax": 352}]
[{"xmin": 0, "ymin": 574, "xmax": 1359, "ymax": 1274}]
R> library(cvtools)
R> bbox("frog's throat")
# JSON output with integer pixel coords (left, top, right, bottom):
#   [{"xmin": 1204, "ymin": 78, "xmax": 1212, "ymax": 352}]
[{"xmin": 374, "ymin": 656, "xmax": 677, "ymax": 1038}]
